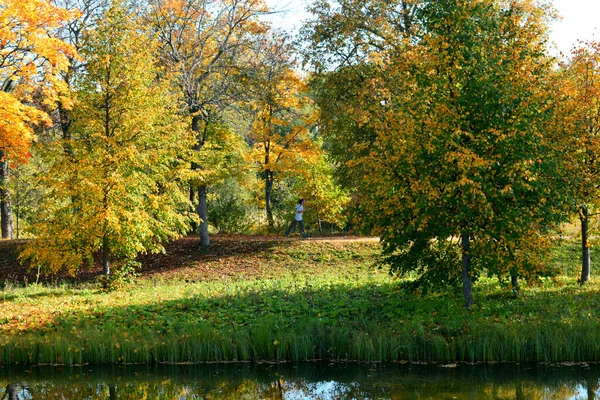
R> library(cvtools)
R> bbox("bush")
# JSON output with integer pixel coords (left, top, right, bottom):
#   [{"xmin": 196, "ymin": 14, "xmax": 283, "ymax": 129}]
[
  {"xmin": 208, "ymin": 179, "xmax": 254, "ymax": 234},
  {"xmin": 98, "ymin": 260, "xmax": 140, "ymax": 292}
]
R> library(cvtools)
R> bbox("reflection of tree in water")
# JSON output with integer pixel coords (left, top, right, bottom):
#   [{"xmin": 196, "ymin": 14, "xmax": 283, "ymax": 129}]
[
  {"xmin": 1, "ymin": 364, "xmax": 599, "ymax": 399},
  {"xmin": 2, "ymin": 384, "xmax": 19, "ymax": 400}
]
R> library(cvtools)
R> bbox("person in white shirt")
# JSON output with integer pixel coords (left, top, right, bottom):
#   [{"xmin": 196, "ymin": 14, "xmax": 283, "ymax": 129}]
[{"xmin": 285, "ymin": 198, "xmax": 307, "ymax": 238}]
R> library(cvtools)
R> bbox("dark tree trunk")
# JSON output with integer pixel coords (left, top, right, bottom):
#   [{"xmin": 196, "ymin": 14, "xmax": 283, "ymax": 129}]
[
  {"xmin": 102, "ymin": 236, "xmax": 110, "ymax": 276},
  {"xmin": 511, "ymin": 274, "xmax": 519, "ymax": 292},
  {"xmin": 6, "ymin": 384, "xmax": 19, "ymax": 400},
  {"xmin": 265, "ymin": 171, "xmax": 274, "ymax": 229},
  {"xmin": 109, "ymin": 384, "xmax": 117, "ymax": 399},
  {"xmin": 192, "ymin": 114, "xmax": 210, "ymax": 248},
  {"xmin": 401, "ymin": 0, "xmax": 412, "ymax": 37},
  {"xmin": 14, "ymin": 175, "xmax": 20, "ymax": 240},
  {"xmin": 581, "ymin": 204, "xmax": 591, "ymax": 285},
  {"xmin": 0, "ymin": 151, "xmax": 13, "ymax": 239},
  {"xmin": 197, "ymin": 185, "xmax": 210, "ymax": 248},
  {"xmin": 59, "ymin": 101, "xmax": 74, "ymax": 156},
  {"xmin": 188, "ymin": 187, "xmax": 198, "ymax": 233},
  {"xmin": 587, "ymin": 379, "xmax": 598, "ymax": 400},
  {"xmin": 461, "ymin": 231, "xmax": 474, "ymax": 310}
]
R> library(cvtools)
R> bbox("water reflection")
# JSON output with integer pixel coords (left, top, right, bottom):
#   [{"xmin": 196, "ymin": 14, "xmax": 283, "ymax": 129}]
[{"xmin": 0, "ymin": 362, "xmax": 599, "ymax": 399}]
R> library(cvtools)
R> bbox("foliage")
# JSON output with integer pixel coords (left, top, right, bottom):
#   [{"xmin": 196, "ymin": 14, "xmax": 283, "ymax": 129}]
[
  {"xmin": 21, "ymin": 2, "xmax": 195, "ymax": 275},
  {"xmin": 551, "ymin": 41, "xmax": 600, "ymax": 283},
  {"xmin": 7, "ymin": 149, "xmax": 50, "ymax": 239},
  {"xmin": 188, "ymin": 120, "xmax": 248, "ymax": 190},
  {"xmin": 97, "ymin": 260, "xmax": 140, "ymax": 292},
  {"xmin": 290, "ymin": 154, "xmax": 350, "ymax": 230},
  {"xmin": 559, "ymin": 42, "xmax": 600, "ymax": 206},
  {"xmin": 147, "ymin": 0, "xmax": 270, "ymax": 246},
  {"xmin": 250, "ymin": 177, "xmax": 298, "ymax": 231},
  {"xmin": 242, "ymin": 33, "xmax": 320, "ymax": 229},
  {"xmin": 0, "ymin": 0, "xmax": 77, "ymax": 162},
  {"xmin": 207, "ymin": 178, "xmax": 255, "ymax": 234},
  {"xmin": 307, "ymin": 0, "xmax": 567, "ymax": 306}
]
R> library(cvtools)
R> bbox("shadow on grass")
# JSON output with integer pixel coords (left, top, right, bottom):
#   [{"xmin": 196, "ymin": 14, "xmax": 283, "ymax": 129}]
[
  {"xmin": 5, "ymin": 276, "xmax": 600, "ymax": 365},
  {"xmin": 0, "ymin": 289, "xmax": 74, "ymax": 302}
]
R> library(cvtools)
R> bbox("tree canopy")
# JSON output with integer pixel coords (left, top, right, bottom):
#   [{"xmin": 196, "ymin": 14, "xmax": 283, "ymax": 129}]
[{"xmin": 307, "ymin": 0, "xmax": 567, "ymax": 308}]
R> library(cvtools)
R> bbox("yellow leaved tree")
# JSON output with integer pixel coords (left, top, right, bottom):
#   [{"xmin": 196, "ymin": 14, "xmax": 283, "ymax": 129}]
[
  {"xmin": 147, "ymin": 0, "xmax": 269, "ymax": 247},
  {"xmin": 242, "ymin": 33, "xmax": 320, "ymax": 229},
  {"xmin": 22, "ymin": 2, "xmax": 194, "ymax": 276},
  {"xmin": 552, "ymin": 41, "xmax": 600, "ymax": 284}
]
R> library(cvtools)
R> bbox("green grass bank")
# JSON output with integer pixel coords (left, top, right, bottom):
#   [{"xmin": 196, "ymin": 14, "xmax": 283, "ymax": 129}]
[{"xmin": 0, "ymin": 236, "xmax": 598, "ymax": 365}]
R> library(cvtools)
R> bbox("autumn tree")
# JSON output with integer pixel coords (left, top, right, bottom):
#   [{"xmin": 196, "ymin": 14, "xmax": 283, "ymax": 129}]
[
  {"xmin": 52, "ymin": 0, "xmax": 109, "ymax": 143},
  {"xmin": 147, "ymin": 0, "xmax": 268, "ymax": 247},
  {"xmin": 304, "ymin": 0, "xmax": 419, "ymax": 225},
  {"xmin": 307, "ymin": 0, "xmax": 565, "ymax": 309},
  {"xmin": 22, "ymin": 2, "xmax": 194, "ymax": 275},
  {"xmin": 0, "ymin": 0, "xmax": 77, "ymax": 238},
  {"xmin": 290, "ymin": 154, "xmax": 350, "ymax": 231},
  {"xmin": 241, "ymin": 33, "xmax": 320, "ymax": 229},
  {"xmin": 553, "ymin": 41, "xmax": 600, "ymax": 284}
]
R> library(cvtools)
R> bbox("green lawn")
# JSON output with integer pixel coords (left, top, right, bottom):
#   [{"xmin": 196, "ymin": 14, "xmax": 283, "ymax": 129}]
[{"xmin": 0, "ymin": 236, "xmax": 599, "ymax": 365}]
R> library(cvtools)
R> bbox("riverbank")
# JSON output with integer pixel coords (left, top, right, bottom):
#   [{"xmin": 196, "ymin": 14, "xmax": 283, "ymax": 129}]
[{"xmin": 0, "ymin": 236, "xmax": 598, "ymax": 365}]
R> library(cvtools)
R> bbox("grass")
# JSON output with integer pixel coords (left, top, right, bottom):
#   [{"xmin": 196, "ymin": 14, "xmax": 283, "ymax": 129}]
[{"xmin": 0, "ymin": 236, "xmax": 599, "ymax": 365}]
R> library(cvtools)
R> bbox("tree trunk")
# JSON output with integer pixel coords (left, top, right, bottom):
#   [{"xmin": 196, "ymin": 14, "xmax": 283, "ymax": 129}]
[
  {"xmin": 0, "ymin": 151, "xmax": 13, "ymax": 239},
  {"xmin": 188, "ymin": 186, "xmax": 198, "ymax": 233},
  {"xmin": 587, "ymin": 379, "xmax": 598, "ymax": 400},
  {"xmin": 192, "ymin": 114, "xmax": 210, "ymax": 248},
  {"xmin": 581, "ymin": 204, "xmax": 591, "ymax": 285},
  {"xmin": 461, "ymin": 231, "xmax": 474, "ymax": 310},
  {"xmin": 511, "ymin": 274, "xmax": 519, "ymax": 292},
  {"xmin": 102, "ymin": 236, "xmax": 110, "ymax": 276},
  {"xmin": 197, "ymin": 185, "xmax": 210, "ymax": 248},
  {"xmin": 6, "ymin": 384, "xmax": 19, "ymax": 400},
  {"xmin": 265, "ymin": 171, "xmax": 274, "ymax": 229},
  {"xmin": 109, "ymin": 384, "xmax": 117, "ymax": 399},
  {"xmin": 14, "ymin": 178, "xmax": 19, "ymax": 240}
]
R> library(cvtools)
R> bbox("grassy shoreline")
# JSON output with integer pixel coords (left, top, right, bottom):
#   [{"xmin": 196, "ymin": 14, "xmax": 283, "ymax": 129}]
[{"xmin": 1, "ymin": 236, "xmax": 598, "ymax": 365}]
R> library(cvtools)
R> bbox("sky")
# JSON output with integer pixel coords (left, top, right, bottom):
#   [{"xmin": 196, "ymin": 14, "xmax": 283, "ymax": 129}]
[
  {"xmin": 550, "ymin": 0, "xmax": 600, "ymax": 56},
  {"xmin": 265, "ymin": 0, "xmax": 600, "ymax": 57}
]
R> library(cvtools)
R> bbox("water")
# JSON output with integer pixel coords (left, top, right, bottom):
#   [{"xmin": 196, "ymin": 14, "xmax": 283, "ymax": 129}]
[{"xmin": 1, "ymin": 362, "xmax": 599, "ymax": 399}]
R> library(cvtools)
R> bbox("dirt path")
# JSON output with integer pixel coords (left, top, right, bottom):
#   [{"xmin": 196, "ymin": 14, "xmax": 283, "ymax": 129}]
[{"xmin": 289, "ymin": 236, "xmax": 379, "ymax": 243}]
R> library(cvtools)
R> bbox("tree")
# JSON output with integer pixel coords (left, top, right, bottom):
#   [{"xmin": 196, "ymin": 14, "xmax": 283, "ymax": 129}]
[
  {"xmin": 553, "ymin": 41, "xmax": 600, "ymax": 285},
  {"xmin": 52, "ymin": 0, "xmax": 110, "ymax": 143},
  {"xmin": 242, "ymin": 33, "xmax": 319, "ymax": 229},
  {"xmin": 307, "ymin": 0, "xmax": 565, "ymax": 309},
  {"xmin": 291, "ymin": 154, "xmax": 350, "ymax": 231},
  {"xmin": 0, "ymin": 0, "xmax": 77, "ymax": 238},
  {"xmin": 22, "ymin": 2, "xmax": 194, "ymax": 275},
  {"xmin": 304, "ymin": 0, "xmax": 419, "ymax": 227},
  {"xmin": 147, "ymin": 0, "xmax": 268, "ymax": 247}
]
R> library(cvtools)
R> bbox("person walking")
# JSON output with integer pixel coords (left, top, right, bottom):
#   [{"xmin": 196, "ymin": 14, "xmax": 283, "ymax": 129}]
[{"xmin": 285, "ymin": 199, "xmax": 307, "ymax": 238}]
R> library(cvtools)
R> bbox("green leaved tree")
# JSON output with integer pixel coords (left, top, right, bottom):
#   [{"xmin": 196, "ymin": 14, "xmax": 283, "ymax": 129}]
[{"xmin": 308, "ymin": 0, "xmax": 567, "ymax": 308}]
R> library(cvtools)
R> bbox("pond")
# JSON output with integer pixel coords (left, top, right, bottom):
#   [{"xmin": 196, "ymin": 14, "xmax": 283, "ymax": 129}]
[{"xmin": 1, "ymin": 362, "xmax": 598, "ymax": 399}]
